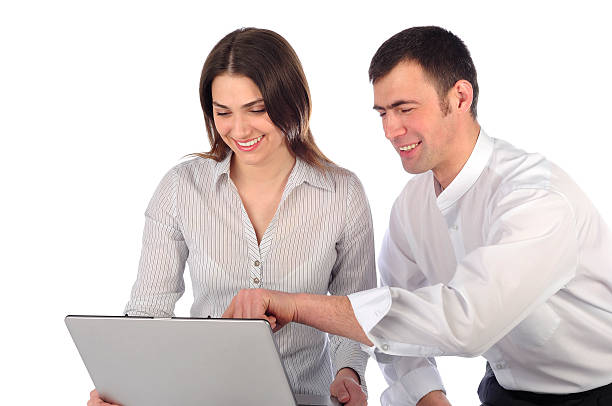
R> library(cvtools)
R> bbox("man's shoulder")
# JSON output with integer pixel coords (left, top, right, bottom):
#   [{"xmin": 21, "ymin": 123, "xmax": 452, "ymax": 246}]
[
  {"xmin": 398, "ymin": 172, "xmax": 432, "ymax": 197},
  {"xmin": 389, "ymin": 172, "xmax": 433, "ymax": 215},
  {"xmin": 484, "ymin": 137, "xmax": 588, "ymax": 214},
  {"xmin": 488, "ymin": 138, "xmax": 554, "ymax": 193}
]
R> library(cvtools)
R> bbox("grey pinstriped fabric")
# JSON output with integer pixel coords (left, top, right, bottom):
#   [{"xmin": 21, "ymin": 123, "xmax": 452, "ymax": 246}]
[{"xmin": 124, "ymin": 152, "xmax": 376, "ymax": 395}]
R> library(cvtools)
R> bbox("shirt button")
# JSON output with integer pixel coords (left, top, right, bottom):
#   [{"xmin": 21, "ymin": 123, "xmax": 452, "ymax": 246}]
[
  {"xmin": 495, "ymin": 362, "xmax": 505, "ymax": 369},
  {"xmin": 381, "ymin": 344, "xmax": 389, "ymax": 351},
  {"xmin": 254, "ymin": 260, "xmax": 261, "ymax": 267},
  {"xmin": 253, "ymin": 277, "xmax": 260, "ymax": 285}
]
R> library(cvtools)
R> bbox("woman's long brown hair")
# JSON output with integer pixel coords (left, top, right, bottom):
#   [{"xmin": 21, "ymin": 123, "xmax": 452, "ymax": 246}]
[{"xmin": 196, "ymin": 27, "xmax": 332, "ymax": 169}]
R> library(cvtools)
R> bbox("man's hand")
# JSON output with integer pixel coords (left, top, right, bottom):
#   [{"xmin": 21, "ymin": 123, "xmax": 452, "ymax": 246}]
[
  {"xmin": 416, "ymin": 390, "xmax": 451, "ymax": 406},
  {"xmin": 222, "ymin": 288, "xmax": 298, "ymax": 331},
  {"xmin": 224, "ymin": 289, "xmax": 373, "ymax": 345},
  {"xmin": 330, "ymin": 368, "xmax": 367, "ymax": 405},
  {"xmin": 87, "ymin": 389, "xmax": 120, "ymax": 406}
]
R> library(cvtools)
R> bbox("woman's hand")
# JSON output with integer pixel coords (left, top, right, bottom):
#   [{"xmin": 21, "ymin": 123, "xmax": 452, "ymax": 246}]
[
  {"xmin": 87, "ymin": 389, "xmax": 121, "ymax": 406},
  {"xmin": 416, "ymin": 390, "xmax": 451, "ymax": 406},
  {"xmin": 330, "ymin": 368, "xmax": 367, "ymax": 405}
]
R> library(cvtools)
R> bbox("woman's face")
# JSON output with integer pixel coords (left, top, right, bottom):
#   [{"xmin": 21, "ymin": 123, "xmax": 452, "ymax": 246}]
[{"xmin": 211, "ymin": 73, "xmax": 291, "ymax": 167}]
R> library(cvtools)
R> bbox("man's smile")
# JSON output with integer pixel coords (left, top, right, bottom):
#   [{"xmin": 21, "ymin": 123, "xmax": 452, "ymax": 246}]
[{"xmin": 399, "ymin": 141, "xmax": 421, "ymax": 151}]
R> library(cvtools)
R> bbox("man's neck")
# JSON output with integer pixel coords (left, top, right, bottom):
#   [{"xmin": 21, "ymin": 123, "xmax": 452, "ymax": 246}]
[{"xmin": 433, "ymin": 121, "xmax": 481, "ymax": 191}]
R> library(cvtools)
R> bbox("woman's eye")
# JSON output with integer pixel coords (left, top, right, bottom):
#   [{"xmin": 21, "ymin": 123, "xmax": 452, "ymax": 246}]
[
  {"xmin": 215, "ymin": 111, "xmax": 230, "ymax": 116},
  {"xmin": 251, "ymin": 109, "xmax": 266, "ymax": 114}
]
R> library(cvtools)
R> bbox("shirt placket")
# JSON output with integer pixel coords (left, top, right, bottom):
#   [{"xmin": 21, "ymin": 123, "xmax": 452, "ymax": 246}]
[
  {"xmin": 239, "ymin": 205, "xmax": 263, "ymax": 289},
  {"xmin": 250, "ymin": 258, "xmax": 263, "ymax": 288},
  {"xmin": 224, "ymin": 173, "xmax": 264, "ymax": 289},
  {"xmin": 483, "ymin": 345, "xmax": 516, "ymax": 388},
  {"xmin": 443, "ymin": 206, "xmax": 466, "ymax": 262},
  {"xmin": 231, "ymin": 159, "xmax": 303, "ymax": 290}
]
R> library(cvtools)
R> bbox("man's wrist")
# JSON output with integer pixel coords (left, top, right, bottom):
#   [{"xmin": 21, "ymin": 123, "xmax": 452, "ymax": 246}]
[
  {"xmin": 290, "ymin": 293, "xmax": 371, "ymax": 345},
  {"xmin": 292, "ymin": 292, "xmax": 307, "ymax": 324}
]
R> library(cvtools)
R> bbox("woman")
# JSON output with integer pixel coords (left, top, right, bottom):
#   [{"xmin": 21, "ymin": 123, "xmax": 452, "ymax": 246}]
[{"xmin": 88, "ymin": 28, "xmax": 375, "ymax": 406}]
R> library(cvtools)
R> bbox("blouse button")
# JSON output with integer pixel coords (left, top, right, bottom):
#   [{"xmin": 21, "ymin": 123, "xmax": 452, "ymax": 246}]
[
  {"xmin": 253, "ymin": 277, "xmax": 260, "ymax": 285},
  {"xmin": 254, "ymin": 260, "xmax": 261, "ymax": 267}
]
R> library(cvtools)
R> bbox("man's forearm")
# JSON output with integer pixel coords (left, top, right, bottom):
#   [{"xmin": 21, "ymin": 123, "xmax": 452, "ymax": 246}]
[{"xmin": 293, "ymin": 293, "xmax": 373, "ymax": 346}]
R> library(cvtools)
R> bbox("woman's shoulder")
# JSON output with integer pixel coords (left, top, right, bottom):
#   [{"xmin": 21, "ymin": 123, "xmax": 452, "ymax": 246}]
[
  {"xmin": 320, "ymin": 162, "xmax": 361, "ymax": 182},
  {"xmin": 166, "ymin": 155, "xmax": 222, "ymax": 178},
  {"xmin": 156, "ymin": 155, "xmax": 225, "ymax": 191},
  {"xmin": 318, "ymin": 163, "xmax": 367, "ymax": 198}
]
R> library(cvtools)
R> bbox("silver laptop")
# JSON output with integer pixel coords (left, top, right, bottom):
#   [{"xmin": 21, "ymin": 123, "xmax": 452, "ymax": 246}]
[{"xmin": 65, "ymin": 315, "xmax": 341, "ymax": 406}]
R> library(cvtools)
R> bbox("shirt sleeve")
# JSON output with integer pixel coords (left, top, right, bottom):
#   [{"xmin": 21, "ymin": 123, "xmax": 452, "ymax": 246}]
[
  {"xmin": 124, "ymin": 167, "xmax": 189, "ymax": 317},
  {"xmin": 327, "ymin": 174, "xmax": 377, "ymax": 393},
  {"xmin": 363, "ymin": 188, "xmax": 579, "ymax": 359},
  {"xmin": 349, "ymin": 198, "xmax": 446, "ymax": 406}
]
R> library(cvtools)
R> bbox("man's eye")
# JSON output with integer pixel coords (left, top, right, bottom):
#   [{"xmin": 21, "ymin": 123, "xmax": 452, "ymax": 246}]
[
  {"xmin": 378, "ymin": 112, "xmax": 386, "ymax": 118},
  {"xmin": 400, "ymin": 108, "xmax": 413, "ymax": 114}
]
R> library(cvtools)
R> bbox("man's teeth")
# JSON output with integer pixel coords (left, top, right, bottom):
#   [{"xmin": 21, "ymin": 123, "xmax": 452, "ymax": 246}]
[
  {"xmin": 237, "ymin": 136, "xmax": 263, "ymax": 147},
  {"xmin": 399, "ymin": 143, "xmax": 419, "ymax": 151}
]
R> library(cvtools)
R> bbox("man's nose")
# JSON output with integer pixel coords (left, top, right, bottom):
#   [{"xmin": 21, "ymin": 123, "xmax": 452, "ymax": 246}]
[{"xmin": 384, "ymin": 112, "xmax": 406, "ymax": 141}]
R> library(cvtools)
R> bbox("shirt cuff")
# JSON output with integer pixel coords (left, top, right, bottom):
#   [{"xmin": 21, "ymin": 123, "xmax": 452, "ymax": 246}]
[
  {"xmin": 348, "ymin": 286, "xmax": 392, "ymax": 334},
  {"xmin": 331, "ymin": 340, "xmax": 369, "ymax": 394},
  {"xmin": 380, "ymin": 366, "xmax": 445, "ymax": 406}
]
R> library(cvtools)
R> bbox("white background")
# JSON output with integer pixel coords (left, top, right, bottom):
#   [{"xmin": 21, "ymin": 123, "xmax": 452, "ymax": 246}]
[{"xmin": 1, "ymin": 1, "xmax": 611, "ymax": 404}]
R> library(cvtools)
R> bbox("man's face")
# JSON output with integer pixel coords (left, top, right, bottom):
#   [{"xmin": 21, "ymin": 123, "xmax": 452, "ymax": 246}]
[{"xmin": 373, "ymin": 61, "xmax": 455, "ymax": 176}]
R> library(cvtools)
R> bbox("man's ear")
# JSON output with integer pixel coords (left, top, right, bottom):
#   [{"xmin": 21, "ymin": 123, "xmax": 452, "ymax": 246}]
[{"xmin": 450, "ymin": 79, "xmax": 474, "ymax": 114}]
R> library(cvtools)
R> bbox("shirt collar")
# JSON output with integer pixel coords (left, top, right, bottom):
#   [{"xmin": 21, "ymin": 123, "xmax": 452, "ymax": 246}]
[
  {"xmin": 213, "ymin": 151, "xmax": 335, "ymax": 192},
  {"xmin": 212, "ymin": 151, "xmax": 233, "ymax": 187},
  {"xmin": 289, "ymin": 156, "xmax": 335, "ymax": 192},
  {"xmin": 436, "ymin": 129, "xmax": 494, "ymax": 211}
]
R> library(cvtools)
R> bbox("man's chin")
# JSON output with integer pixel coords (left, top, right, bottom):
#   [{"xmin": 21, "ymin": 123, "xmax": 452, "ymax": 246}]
[{"xmin": 401, "ymin": 161, "xmax": 428, "ymax": 175}]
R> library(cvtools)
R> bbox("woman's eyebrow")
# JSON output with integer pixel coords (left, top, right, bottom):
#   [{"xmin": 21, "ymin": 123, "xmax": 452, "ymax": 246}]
[
  {"xmin": 212, "ymin": 101, "xmax": 229, "ymax": 109},
  {"xmin": 212, "ymin": 98, "xmax": 264, "ymax": 109},
  {"xmin": 242, "ymin": 98, "xmax": 264, "ymax": 108}
]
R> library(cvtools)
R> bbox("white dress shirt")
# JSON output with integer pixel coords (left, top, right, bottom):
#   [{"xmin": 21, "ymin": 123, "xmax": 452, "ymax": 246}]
[
  {"xmin": 125, "ymin": 152, "xmax": 376, "ymax": 395},
  {"xmin": 349, "ymin": 130, "xmax": 612, "ymax": 405}
]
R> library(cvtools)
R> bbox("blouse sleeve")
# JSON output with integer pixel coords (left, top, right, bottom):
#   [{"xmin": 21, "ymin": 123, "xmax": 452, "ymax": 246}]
[
  {"xmin": 327, "ymin": 173, "xmax": 377, "ymax": 392},
  {"xmin": 124, "ymin": 167, "xmax": 189, "ymax": 317}
]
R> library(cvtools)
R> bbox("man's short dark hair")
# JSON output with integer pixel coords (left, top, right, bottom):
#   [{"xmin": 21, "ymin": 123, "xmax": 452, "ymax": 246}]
[{"xmin": 369, "ymin": 26, "xmax": 479, "ymax": 117}]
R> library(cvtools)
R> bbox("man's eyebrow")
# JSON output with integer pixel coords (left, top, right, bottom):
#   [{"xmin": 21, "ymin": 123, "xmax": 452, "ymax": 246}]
[
  {"xmin": 212, "ymin": 98, "xmax": 264, "ymax": 109},
  {"xmin": 373, "ymin": 100, "xmax": 419, "ymax": 110}
]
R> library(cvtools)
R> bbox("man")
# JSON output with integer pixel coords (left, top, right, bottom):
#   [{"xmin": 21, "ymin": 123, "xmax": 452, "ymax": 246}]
[{"xmin": 224, "ymin": 26, "xmax": 612, "ymax": 406}]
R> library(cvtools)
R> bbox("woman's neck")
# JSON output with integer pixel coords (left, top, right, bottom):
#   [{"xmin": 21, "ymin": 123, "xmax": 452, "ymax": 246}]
[{"xmin": 229, "ymin": 149, "xmax": 296, "ymax": 189}]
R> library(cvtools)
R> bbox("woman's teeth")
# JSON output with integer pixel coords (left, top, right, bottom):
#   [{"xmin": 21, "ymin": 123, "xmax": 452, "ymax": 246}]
[{"xmin": 237, "ymin": 136, "xmax": 263, "ymax": 147}]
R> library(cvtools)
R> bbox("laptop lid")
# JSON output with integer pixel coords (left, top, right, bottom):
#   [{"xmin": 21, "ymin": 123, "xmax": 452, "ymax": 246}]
[{"xmin": 66, "ymin": 315, "xmax": 339, "ymax": 406}]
